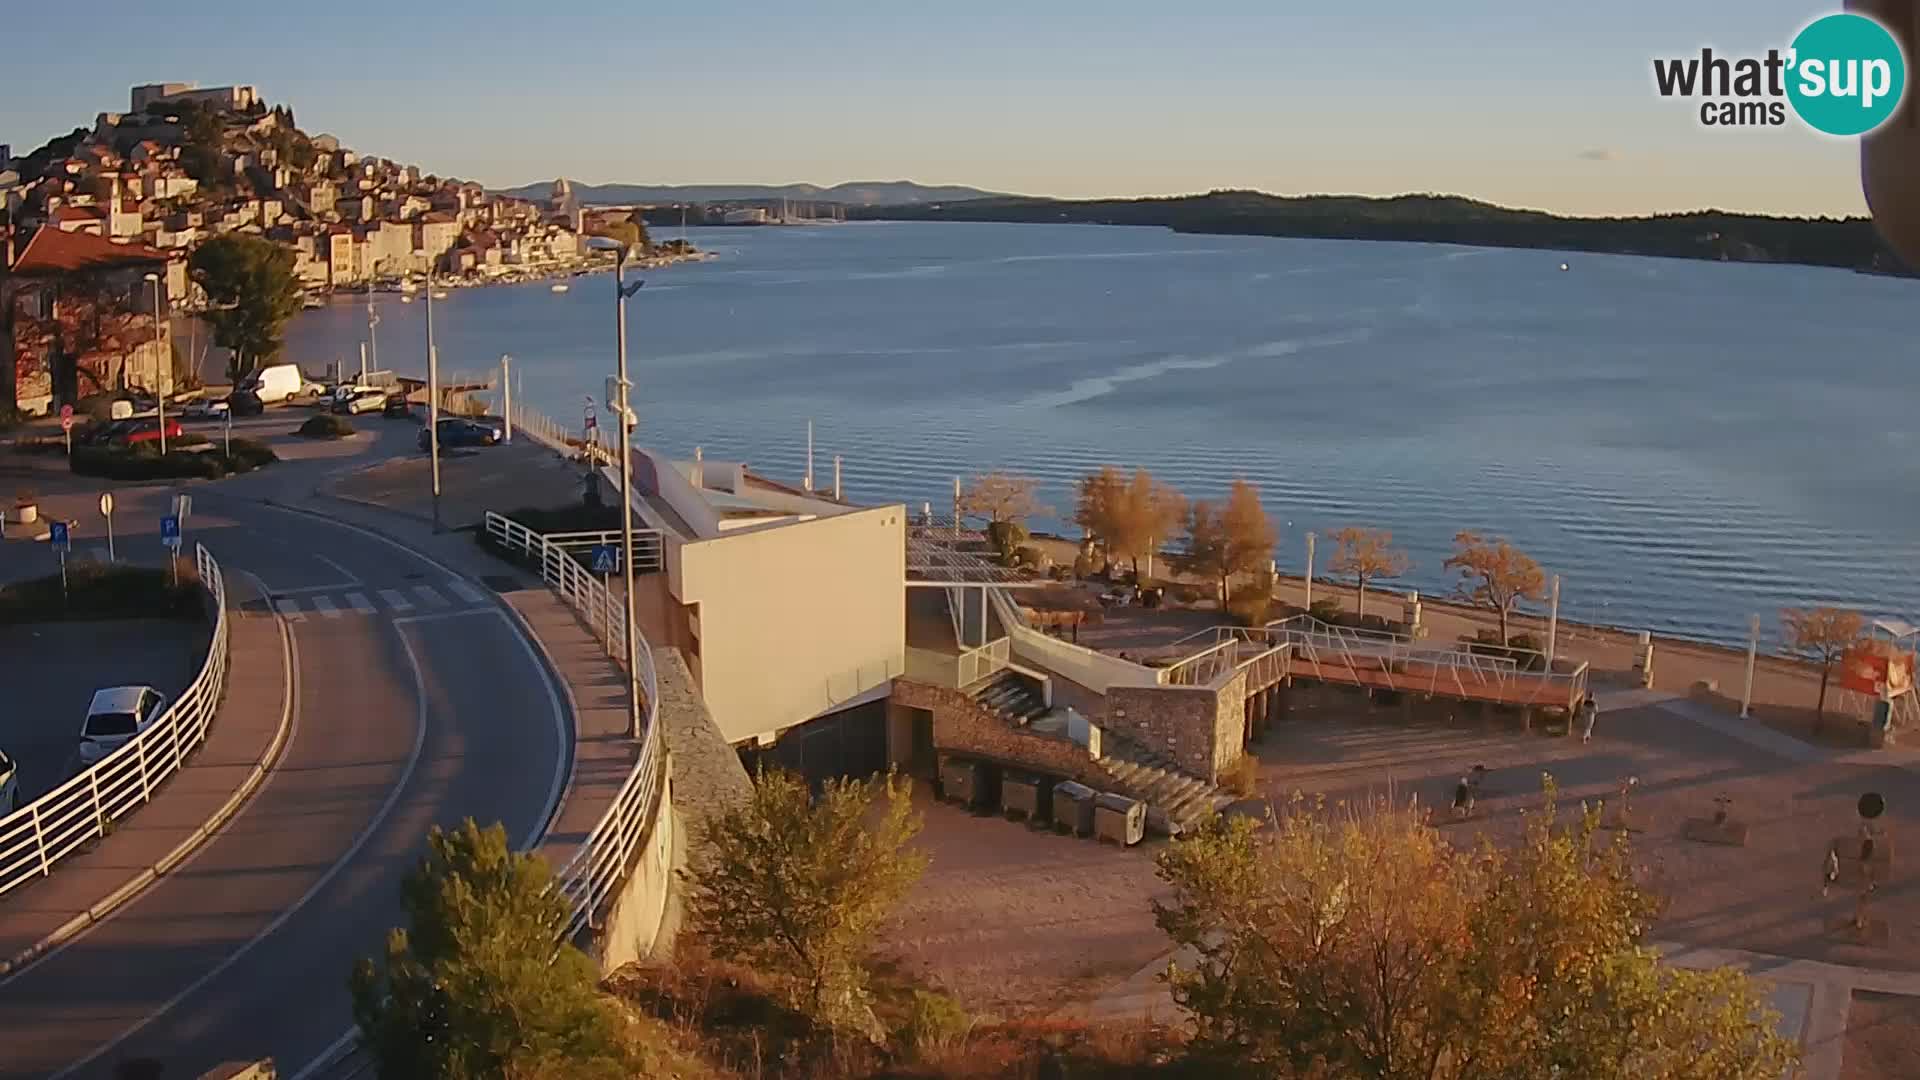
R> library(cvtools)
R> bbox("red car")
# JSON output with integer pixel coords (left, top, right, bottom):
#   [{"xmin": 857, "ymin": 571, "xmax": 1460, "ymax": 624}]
[{"xmin": 113, "ymin": 417, "xmax": 184, "ymax": 447}]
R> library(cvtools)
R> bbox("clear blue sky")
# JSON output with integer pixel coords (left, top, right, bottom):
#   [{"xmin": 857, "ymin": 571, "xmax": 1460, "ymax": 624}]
[{"xmin": 1, "ymin": 1, "xmax": 1873, "ymax": 216}]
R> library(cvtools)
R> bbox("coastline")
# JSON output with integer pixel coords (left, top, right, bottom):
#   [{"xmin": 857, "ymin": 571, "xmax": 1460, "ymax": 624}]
[{"xmin": 302, "ymin": 249, "xmax": 716, "ymax": 303}]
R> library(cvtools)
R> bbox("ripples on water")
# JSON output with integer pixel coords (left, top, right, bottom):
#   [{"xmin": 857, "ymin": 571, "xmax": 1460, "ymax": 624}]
[{"xmin": 290, "ymin": 222, "xmax": 1920, "ymax": 647}]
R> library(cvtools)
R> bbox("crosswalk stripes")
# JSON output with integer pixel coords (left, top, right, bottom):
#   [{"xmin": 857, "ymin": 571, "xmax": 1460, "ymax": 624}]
[
  {"xmin": 411, "ymin": 584, "xmax": 448, "ymax": 608},
  {"xmin": 445, "ymin": 579, "xmax": 487, "ymax": 604},
  {"xmin": 274, "ymin": 598, "xmax": 306, "ymax": 622},
  {"xmin": 377, "ymin": 589, "xmax": 414, "ymax": 613},
  {"xmin": 265, "ymin": 582, "xmax": 488, "ymax": 620},
  {"xmin": 311, "ymin": 595, "xmax": 340, "ymax": 619},
  {"xmin": 345, "ymin": 592, "xmax": 375, "ymax": 615}
]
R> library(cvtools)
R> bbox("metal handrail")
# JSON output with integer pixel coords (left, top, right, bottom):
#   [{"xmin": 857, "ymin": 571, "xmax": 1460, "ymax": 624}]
[
  {"xmin": 0, "ymin": 544, "xmax": 230, "ymax": 899},
  {"xmin": 484, "ymin": 511, "xmax": 664, "ymax": 940},
  {"xmin": 956, "ymin": 637, "xmax": 1011, "ymax": 687}
]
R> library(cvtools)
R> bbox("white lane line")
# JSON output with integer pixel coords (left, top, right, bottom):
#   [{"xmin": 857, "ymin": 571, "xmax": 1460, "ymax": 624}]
[
  {"xmin": 393, "ymin": 608, "xmax": 498, "ymax": 626},
  {"xmin": 445, "ymin": 579, "xmax": 486, "ymax": 604},
  {"xmin": 311, "ymin": 554, "xmax": 361, "ymax": 586},
  {"xmin": 49, "ymin": 585, "xmax": 432, "ymax": 1080},
  {"xmin": 261, "ymin": 582, "xmax": 360, "ymax": 596},
  {"xmin": 273, "ymin": 598, "xmax": 306, "ymax": 621},
  {"xmin": 310, "ymin": 595, "xmax": 340, "ymax": 619},
  {"xmin": 411, "ymin": 584, "xmax": 448, "ymax": 608},
  {"xmin": 377, "ymin": 588, "xmax": 413, "ymax": 613},
  {"xmin": 344, "ymin": 592, "xmax": 375, "ymax": 615}
]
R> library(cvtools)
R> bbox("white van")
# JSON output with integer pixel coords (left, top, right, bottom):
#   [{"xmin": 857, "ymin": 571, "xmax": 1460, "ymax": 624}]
[{"xmin": 242, "ymin": 363, "xmax": 305, "ymax": 404}]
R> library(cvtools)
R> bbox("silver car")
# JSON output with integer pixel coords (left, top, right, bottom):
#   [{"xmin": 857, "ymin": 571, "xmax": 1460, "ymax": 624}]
[
  {"xmin": 0, "ymin": 750, "xmax": 17, "ymax": 814},
  {"xmin": 78, "ymin": 685, "xmax": 168, "ymax": 767}
]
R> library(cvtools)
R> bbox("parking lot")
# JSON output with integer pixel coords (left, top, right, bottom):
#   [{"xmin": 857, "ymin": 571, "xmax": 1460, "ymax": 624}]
[{"xmin": 0, "ymin": 619, "xmax": 211, "ymax": 806}]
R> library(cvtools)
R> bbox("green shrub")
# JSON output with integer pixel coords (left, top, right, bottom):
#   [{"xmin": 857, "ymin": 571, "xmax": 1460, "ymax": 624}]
[
  {"xmin": 0, "ymin": 563, "xmax": 204, "ymax": 623},
  {"xmin": 296, "ymin": 414, "xmax": 355, "ymax": 439},
  {"xmin": 225, "ymin": 437, "xmax": 278, "ymax": 470},
  {"xmin": 986, "ymin": 520, "xmax": 1030, "ymax": 564},
  {"xmin": 1013, "ymin": 543, "xmax": 1051, "ymax": 571},
  {"xmin": 172, "ymin": 432, "xmax": 213, "ymax": 450},
  {"xmin": 898, "ymin": 989, "xmax": 974, "ymax": 1060},
  {"xmin": 1071, "ymin": 551, "xmax": 1095, "ymax": 579},
  {"xmin": 1220, "ymin": 754, "xmax": 1261, "ymax": 797},
  {"xmin": 72, "ymin": 445, "xmax": 227, "ymax": 480},
  {"xmin": 1308, "ymin": 597, "xmax": 1345, "ymax": 624},
  {"xmin": 1228, "ymin": 588, "xmax": 1272, "ymax": 627}
]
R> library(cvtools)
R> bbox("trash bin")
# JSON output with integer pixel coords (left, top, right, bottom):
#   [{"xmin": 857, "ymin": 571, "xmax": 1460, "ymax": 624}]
[
  {"xmin": 1003, "ymin": 771, "xmax": 1051, "ymax": 825},
  {"xmin": 1094, "ymin": 792, "xmax": 1146, "ymax": 847},
  {"xmin": 940, "ymin": 756, "xmax": 998, "ymax": 812},
  {"xmin": 1054, "ymin": 780, "xmax": 1097, "ymax": 836}
]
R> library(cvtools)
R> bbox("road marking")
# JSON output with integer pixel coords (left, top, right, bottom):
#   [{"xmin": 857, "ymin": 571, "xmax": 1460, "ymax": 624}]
[
  {"xmin": 48, "ymin": 579, "xmax": 430, "ymax": 1080},
  {"xmin": 311, "ymin": 553, "xmax": 361, "ymax": 586},
  {"xmin": 345, "ymin": 591, "xmax": 375, "ymax": 615},
  {"xmin": 261, "ymin": 582, "xmax": 360, "ymax": 596},
  {"xmin": 392, "ymin": 608, "xmax": 497, "ymax": 626},
  {"xmin": 311, "ymin": 595, "xmax": 340, "ymax": 619},
  {"xmin": 273, "ymin": 598, "xmax": 306, "ymax": 621},
  {"xmin": 412, "ymin": 584, "xmax": 448, "ymax": 608},
  {"xmin": 377, "ymin": 588, "xmax": 413, "ymax": 612},
  {"xmin": 446, "ymin": 579, "xmax": 487, "ymax": 604}
]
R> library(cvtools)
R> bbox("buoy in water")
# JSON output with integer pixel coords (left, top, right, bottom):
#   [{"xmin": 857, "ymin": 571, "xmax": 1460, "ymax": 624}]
[{"xmin": 1559, "ymin": 262, "xmax": 1570, "ymax": 272}]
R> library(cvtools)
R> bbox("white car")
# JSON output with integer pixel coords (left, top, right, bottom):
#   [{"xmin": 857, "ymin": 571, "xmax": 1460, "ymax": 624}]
[
  {"xmin": 78, "ymin": 685, "xmax": 168, "ymax": 768},
  {"xmin": 0, "ymin": 750, "xmax": 17, "ymax": 814}
]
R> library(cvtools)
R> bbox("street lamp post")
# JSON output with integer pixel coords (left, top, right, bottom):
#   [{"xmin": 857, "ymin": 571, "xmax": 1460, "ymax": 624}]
[
  {"xmin": 143, "ymin": 272, "xmax": 167, "ymax": 454},
  {"xmin": 589, "ymin": 236, "xmax": 646, "ymax": 741},
  {"xmin": 425, "ymin": 265, "xmax": 442, "ymax": 532}
]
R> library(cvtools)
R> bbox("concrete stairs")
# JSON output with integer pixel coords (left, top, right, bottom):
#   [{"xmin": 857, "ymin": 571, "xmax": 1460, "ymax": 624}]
[
  {"xmin": 1097, "ymin": 735, "xmax": 1236, "ymax": 837},
  {"xmin": 970, "ymin": 670, "xmax": 1049, "ymax": 726}
]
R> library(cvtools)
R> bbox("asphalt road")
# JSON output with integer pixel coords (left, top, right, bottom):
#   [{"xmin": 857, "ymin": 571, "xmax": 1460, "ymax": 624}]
[{"xmin": 0, "ymin": 493, "xmax": 568, "ymax": 1079}]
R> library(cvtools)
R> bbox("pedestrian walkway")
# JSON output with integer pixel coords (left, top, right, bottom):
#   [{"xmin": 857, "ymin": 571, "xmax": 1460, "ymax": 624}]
[
  {"xmin": 0, "ymin": 571, "xmax": 292, "ymax": 977},
  {"xmin": 258, "ymin": 580, "xmax": 485, "ymax": 622}
]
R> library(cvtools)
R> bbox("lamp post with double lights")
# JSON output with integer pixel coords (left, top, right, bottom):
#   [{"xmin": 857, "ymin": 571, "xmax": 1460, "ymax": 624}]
[
  {"xmin": 142, "ymin": 271, "xmax": 168, "ymax": 454},
  {"xmin": 585, "ymin": 234, "xmax": 646, "ymax": 739}
]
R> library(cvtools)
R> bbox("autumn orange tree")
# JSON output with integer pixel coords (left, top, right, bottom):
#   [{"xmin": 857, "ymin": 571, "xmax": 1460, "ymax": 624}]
[
  {"xmin": 1442, "ymin": 531, "xmax": 1546, "ymax": 644},
  {"xmin": 1327, "ymin": 526, "xmax": 1410, "ymax": 619},
  {"xmin": 1181, "ymin": 478, "xmax": 1276, "ymax": 604},
  {"xmin": 1154, "ymin": 783, "xmax": 1797, "ymax": 1079},
  {"xmin": 1075, "ymin": 466, "xmax": 1186, "ymax": 583},
  {"xmin": 961, "ymin": 471, "xmax": 1049, "ymax": 562},
  {"xmin": 1780, "ymin": 606, "xmax": 1866, "ymax": 726}
]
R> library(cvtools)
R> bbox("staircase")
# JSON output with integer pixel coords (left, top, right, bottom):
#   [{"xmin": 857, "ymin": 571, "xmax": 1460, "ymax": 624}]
[
  {"xmin": 970, "ymin": 670, "xmax": 1049, "ymax": 726},
  {"xmin": 1097, "ymin": 735, "xmax": 1237, "ymax": 837}
]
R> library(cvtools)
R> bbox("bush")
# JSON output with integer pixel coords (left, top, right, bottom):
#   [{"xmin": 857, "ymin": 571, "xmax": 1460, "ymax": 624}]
[
  {"xmin": 1072, "ymin": 552, "xmax": 1095, "ymax": 579},
  {"xmin": 225, "ymin": 437, "xmax": 279, "ymax": 471},
  {"xmin": 72, "ymin": 444, "xmax": 227, "ymax": 480},
  {"xmin": 899, "ymin": 989, "xmax": 975, "ymax": 1060},
  {"xmin": 172, "ymin": 432, "xmax": 212, "ymax": 450},
  {"xmin": 1308, "ymin": 597, "xmax": 1345, "ymax": 624},
  {"xmin": 1169, "ymin": 583, "xmax": 1211, "ymax": 606},
  {"xmin": 1014, "ymin": 544, "xmax": 1051, "ymax": 571},
  {"xmin": 9, "ymin": 435, "xmax": 69, "ymax": 455},
  {"xmin": 0, "ymin": 563, "xmax": 204, "ymax": 623},
  {"xmin": 296, "ymin": 414, "xmax": 355, "ymax": 439},
  {"xmin": 986, "ymin": 520, "xmax": 1029, "ymax": 564},
  {"xmin": 1220, "ymin": 754, "xmax": 1260, "ymax": 797},
  {"xmin": 1227, "ymin": 589, "xmax": 1272, "ymax": 627}
]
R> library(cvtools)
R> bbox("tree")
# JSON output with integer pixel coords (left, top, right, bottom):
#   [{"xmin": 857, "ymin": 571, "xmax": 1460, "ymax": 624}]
[
  {"xmin": 350, "ymin": 819, "xmax": 634, "ymax": 1080},
  {"xmin": 1442, "ymin": 531, "xmax": 1546, "ymax": 644},
  {"xmin": 1328, "ymin": 527, "xmax": 1411, "ymax": 619},
  {"xmin": 11, "ymin": 276, "xmax": 155, "ymax": 398},
  {"xmin": 189, "ymin": 234, "xmax": 304, "ymax": 380},
  {"xmin": 1780, "ymin": 606, "xmax": 1866, "ymax": 726},
  {"xmin": 1181, "ymin": 479, "xmax": 1275, "ymax": 603},
  {"xmin": 1074, "ymin": 466, "xmax": 1126, "ymax": 564},
  {"xmin": 685, "ymin": 768, "xmax": 927, "ymax": 1030},
  {"xmin": 960, "ymin": 470, "xmax": 1047, "ymax": 528},
  {"xmin": 1076, "ymin": 467, "xmax": 1187, "ymax": 583},
  {"xmin": 1154, "ymin": 784, "xmax": 1797, "ymax": 1080}
]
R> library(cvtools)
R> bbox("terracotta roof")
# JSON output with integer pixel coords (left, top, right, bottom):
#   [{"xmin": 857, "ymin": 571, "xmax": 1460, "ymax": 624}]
[
  {"xmin": 50, "ymin": 205, "xmax": 106, "ymax": 222},
  {"xmin": 9, "ymin": 227, "xmax": 169, "ymax": 275}
]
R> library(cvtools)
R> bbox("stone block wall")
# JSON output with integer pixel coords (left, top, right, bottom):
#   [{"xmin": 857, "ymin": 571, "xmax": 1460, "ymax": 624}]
[
  {"xmin": 892, "ymin": 678, "xmax": 1116, "ymax": 789},
  {"xmin": 1105, "ymin": 670, "xmax": 1248, "ymax": 782}
]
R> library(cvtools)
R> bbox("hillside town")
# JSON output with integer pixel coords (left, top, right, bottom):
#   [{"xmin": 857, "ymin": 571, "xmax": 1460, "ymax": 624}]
[{"xmin": 0, "ymin": 82, "xmax": 676, "ymax": 416}]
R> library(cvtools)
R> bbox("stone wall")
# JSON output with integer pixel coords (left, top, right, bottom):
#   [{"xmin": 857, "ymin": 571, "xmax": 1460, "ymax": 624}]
[
  {"xmin": 1105, "ymin": 670, "xmax": 1248, "ymax": 782},
  {"xmin": 893, "ymin": 678, "xmax": 1116, "ymax": 788}
]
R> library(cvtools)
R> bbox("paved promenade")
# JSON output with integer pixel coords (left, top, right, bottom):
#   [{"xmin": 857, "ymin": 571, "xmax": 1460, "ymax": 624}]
[{"xmin": 0, "ymin": 571, "xmax": 292, "ymax": 977}]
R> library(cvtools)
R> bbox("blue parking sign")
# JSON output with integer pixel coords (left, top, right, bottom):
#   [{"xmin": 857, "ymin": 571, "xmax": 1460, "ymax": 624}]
[
  {"xmin": 160, "ymin": 514, "xmax": 181, "ymax": 549},
  {"xmin": 49, "ymin": 521, "xmax": 70, "ymax": 550},
  {"xmin": 590, "ymin": 544, "xmax": 618, "ymax": 575}
]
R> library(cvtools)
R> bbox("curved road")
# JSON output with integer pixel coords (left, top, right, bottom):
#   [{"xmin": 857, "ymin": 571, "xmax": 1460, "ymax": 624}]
[{"xmin": 0, "ymin": 492, "xmax": 568, "ymax": 1078}]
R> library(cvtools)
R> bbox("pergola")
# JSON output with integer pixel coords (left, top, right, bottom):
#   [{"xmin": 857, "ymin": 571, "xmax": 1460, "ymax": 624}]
[{"xmin": 906, "ymin": 516, "xmax": 1048, "ymax": 650}]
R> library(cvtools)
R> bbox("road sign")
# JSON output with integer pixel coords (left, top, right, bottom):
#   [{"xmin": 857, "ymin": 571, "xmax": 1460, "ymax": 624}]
[
  {"xmin": 160, "ymin": 514, "xmax": 181, "ymax": 549},
  {"xmin": 49, "ymin": 521, "xmax": 70, "ymax": 550},
  {"xmin": 590, "ymin": 544, "xmax": 619, "ymax": 575},
  {"xmin": 99, "ymin": 492, "xmax": 114, "ymax": 516},
  {"xmin": 172, "ymin": 494, "xmax": 192, "ymax": 522}
]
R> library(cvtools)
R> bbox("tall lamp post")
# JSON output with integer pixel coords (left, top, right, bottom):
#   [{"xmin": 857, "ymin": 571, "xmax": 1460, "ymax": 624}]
[
  {"xmin": 425, "ymin": 264, "xmax": 442, "ymax": 532},
  {"xmin": 143, "ymin": 272, "xmax": 168, "ymax": 454},
  {"xmin": 587, "ymin": 235, "xmax": 645, "ymax": 740}
]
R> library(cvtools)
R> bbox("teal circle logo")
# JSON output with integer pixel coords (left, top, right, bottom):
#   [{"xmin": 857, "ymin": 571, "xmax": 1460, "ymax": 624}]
[{"xmin": 1787, "ymin": 13, "xmax": 1907, "ymax": 136}]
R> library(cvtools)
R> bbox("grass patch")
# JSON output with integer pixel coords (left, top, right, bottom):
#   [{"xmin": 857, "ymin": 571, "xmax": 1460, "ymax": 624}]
[
  {"xmin": 296, "ymin": 414, "xmax": 356, "ymax": 439},
  {"xmin": 0, "ymin": 563, "xmax": 205, "ymax": 623},
  {"xmin": 70, "ymin": 442, "xmax": 278, "ymax": 481}
]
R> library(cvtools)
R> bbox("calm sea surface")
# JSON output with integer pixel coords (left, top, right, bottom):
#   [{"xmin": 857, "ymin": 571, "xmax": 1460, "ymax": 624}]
[{"xmin": 289, "ymin": 221, "xmax": 1920, "ymax": 647}]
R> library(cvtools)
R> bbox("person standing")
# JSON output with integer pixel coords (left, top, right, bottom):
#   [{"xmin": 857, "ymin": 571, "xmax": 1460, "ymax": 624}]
[{"xmin": 1580, "ymin": 694, "xmax": 1599, "ymax": 744}]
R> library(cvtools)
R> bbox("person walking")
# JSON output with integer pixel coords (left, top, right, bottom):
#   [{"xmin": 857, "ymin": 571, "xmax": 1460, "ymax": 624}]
[
  {"xmin": 1824, "ymin": 847, "xmax": 1841, "ymax": 898},
  {"xmin": 1580, "ymin": 694, "xmax": 1599, "ymax": 744}
]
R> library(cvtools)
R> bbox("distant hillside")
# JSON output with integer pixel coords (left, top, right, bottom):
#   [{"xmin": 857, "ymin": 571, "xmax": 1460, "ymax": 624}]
[
  {"xmin": 854, "ymin": 190, "xmax": 1908, "ymax": 274},
  {"xmin": 497, "ymin": 179, "xmax": 1011, "ymax": 206}
]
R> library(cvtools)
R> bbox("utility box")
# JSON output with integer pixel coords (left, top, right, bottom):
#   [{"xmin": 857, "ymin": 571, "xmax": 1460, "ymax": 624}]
[
  {"xmin": 1003, "ymin": 771, "xmax": 1051, "ymax": 825},
  {"xmin": 940, "ymin": 756, "xmax": 994, "ymax": 810},
  {"xmin": 1055, "ymin": 780, "xmax": 1097, "ymax": 836},
  {"xmin": 1094, "ymin": 792, "xmax": 1146, "ymax": 846}
]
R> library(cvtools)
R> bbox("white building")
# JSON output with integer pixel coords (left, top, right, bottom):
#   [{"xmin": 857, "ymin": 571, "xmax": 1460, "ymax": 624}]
[{"xmin": 130, "ymin": 82, "xmax": 262, "ymax": 114}]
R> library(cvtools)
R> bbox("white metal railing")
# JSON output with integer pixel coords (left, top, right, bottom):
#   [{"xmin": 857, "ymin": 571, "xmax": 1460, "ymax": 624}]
[
  {"xmin": 508, "ymin": 401, "xmax": 615, "ymax": 469},
  {"xmin": 1226, "ymin": 615, "xmax": 1586, "ymax": 708},
  {"xmin": 484, "ymin": 511, "xmax": 663, "ymax": 940},
  {"xmin": 544, "ymin": 529, "xmax": 665, "ymax": 574},
  {"xmin": 824, "ymin": 656, "xmax": 907, "ymax": 708},
  {"xmin": 957, "ymin": 637, "xmax": 1011, "ymax": 687},
  {"xmin": 0, "ymin": 544, "xmax": 229, "ymax": 899}
]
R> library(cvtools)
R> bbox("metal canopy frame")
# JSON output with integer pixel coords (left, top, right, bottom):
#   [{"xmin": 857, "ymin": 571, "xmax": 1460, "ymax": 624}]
[{"xmin": 905, "ymin": 519, "xmax": 1049, "ymax": 588}]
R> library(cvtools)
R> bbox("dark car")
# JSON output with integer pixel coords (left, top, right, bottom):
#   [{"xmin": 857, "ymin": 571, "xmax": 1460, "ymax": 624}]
[
  {"xmin": 382, "ymin": 394, "xmax": 413, "ymax": 419},
  {"xmin": 226, "ymin": 390, "xmax": 265, "ymax": 417},
  {"xmin": 78, "ymin": 419, "xmax": 128, "ymax": 447},
  {"xmin": 419, "ymin": 417, "xmax": 501, "ymax": 451}
]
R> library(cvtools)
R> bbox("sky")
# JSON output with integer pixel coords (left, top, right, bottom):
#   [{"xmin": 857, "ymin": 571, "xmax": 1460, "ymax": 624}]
[{"xmin": 0, "ymin": 1, "xmax": 1878, "ymax": 217}]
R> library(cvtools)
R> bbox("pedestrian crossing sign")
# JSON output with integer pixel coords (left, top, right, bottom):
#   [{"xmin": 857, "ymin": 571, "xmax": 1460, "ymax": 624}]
[{"xmin": 591, "ymin": 544, "xmax": 618, "ymax": 575}]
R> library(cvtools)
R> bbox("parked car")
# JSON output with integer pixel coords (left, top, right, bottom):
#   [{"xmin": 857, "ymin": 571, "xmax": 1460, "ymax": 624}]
[
  {"xmin": 0, "ymin": 749, "xmax": 17, "ymax": 814},
  {"xmin": 182, "ymin": 397, "xmax": 230, "ymax": 420},
  {"xmin": 112, "ymin": 417, "xmax": 185, "ymax": 447},
  {"xmin": 382, "ymin": 394, "xmax": 413, "ymax": 419},
  {"xmin": 419, "ymin": 417, "xmax": 501, "ymax": 451},
  {"xmin": 237, "ymin": 363, "xmax": 305, "ymax": 404},
  {"xmin": 78, "ymin": 419, "xmax": 129, "ymax": 447},
  {"xmin": 226, "ymin": 390, "xmax": 265, "ymax": 417},
  {"xmin": 77, "ymin": 686, "xmax": 168, "ymax": 767},
  {"xmin": 333, "ymin": 389, "xmax": 388, "ymax": 415}
]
